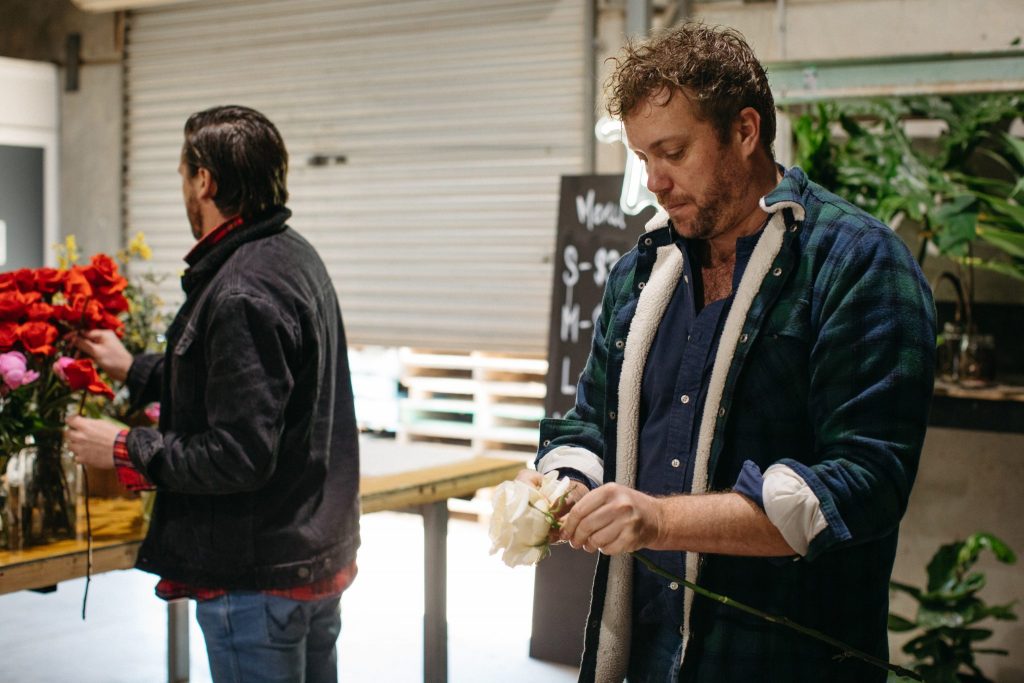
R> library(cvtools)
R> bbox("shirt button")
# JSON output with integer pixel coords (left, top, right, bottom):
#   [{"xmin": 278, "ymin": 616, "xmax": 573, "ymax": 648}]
[
  {"xmin": 670, "ymin": 458, "xmax": 680, "ymax": 468},
  {"xmin": 680, "ymin": 394, "xmax": 690, "ymax": 404},
  {"xmin": 669, "ymin": 582, "xmax": 679, "ymax": 591}
]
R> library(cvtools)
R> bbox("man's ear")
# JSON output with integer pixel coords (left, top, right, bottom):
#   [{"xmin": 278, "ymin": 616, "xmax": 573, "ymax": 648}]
[
  {"xmin": 734, "ymin": 107, "xmax": 761, "ymax": 157},
  {"xmin": 196, "ymin": 167, "xmax": 218, "ymax": 201}
]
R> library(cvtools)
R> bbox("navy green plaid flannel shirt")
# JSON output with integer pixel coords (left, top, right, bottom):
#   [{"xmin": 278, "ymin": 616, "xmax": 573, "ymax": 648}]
[{"xmin": 538, "ymin": 167, "xmax": 936, "ymax": 682}]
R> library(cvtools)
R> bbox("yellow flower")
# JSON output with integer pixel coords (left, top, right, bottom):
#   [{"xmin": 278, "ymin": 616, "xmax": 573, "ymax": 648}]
[
  {"xmin": 128, "ymin": 231, "xmax": 153, "ymax": 260},
  {"xmin": 53, "ymin": 234, "xmax": 80, "ymax": 270}
]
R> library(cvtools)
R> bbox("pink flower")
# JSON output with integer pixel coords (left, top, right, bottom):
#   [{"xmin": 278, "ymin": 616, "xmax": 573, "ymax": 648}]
[
  {"xmin": 0, "ymin": 350, "xmax": 39, "ymax": 390},
  {"xmin": 52, "ymin": 355, "xmax": 75, "ymax": 382},
  {"xmin": 144, "ymin": 402, "xmax": 160, "ymax": 424}
]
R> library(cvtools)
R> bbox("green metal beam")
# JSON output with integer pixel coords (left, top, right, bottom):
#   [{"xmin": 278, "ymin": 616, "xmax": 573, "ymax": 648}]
[{"xmin": 767, "ymin": 50, "xmax": 1024, "ymax": 104}]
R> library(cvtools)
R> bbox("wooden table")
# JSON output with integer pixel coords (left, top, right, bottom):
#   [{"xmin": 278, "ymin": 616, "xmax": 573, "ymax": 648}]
[{"xmin": 0, "ymin": 441, "xmax": 525, "ymax": 683}]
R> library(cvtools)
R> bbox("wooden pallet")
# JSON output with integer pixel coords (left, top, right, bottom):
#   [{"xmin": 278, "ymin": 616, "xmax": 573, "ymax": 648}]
[{"xmin": 397, "ymin": 349, "xmax": 548, "ymax": 456}]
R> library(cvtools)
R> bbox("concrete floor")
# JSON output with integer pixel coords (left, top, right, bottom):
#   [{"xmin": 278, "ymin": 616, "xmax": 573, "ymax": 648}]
[{"xmin": 0, "ymin": 511, "xmax": 579, "ymax": 683}]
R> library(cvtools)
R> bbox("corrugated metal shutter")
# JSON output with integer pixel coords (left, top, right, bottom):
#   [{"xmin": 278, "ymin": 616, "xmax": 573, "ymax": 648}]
[{"xmin": 124, "ymin": 0, "xmax": 584, "ymax": 353}]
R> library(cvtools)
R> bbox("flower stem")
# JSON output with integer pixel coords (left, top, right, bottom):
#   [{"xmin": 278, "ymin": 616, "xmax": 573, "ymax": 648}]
[{"xmin": 629, "ymin": 551, "xmax": 921, "ymax": 681}]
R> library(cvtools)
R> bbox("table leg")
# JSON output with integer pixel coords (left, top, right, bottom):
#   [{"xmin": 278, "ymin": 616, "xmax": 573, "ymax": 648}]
[
  {"xmin": 422, "ymin": 501, "xmax": 448, "ymax": 683},
  {"xmin": 168, "ymin": 598, "xmax": 190, "ymax": 683}
]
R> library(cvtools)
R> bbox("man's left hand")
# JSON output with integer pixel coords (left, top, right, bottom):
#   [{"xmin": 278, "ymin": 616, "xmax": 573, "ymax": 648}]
[
  {"xmin": 558, "ymin": 483, "xmax": 664, "ymax": 555},
  {"xmin": 65, "ymin": 415, "xmax": 123, "ymax": 470}
]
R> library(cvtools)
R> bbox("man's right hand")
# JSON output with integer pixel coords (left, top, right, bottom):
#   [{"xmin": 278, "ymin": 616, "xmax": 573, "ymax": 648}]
[
  {"xmin": 74, "ymin": 329, "xmax": 133, "ymax": 383},
  {"xmin": 514, "ymin": 468, "xmax": 589, "ymax": 541}
]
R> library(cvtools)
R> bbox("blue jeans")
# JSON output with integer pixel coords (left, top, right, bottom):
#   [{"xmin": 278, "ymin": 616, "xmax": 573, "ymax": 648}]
[
  {"xmin": 627, "ymin": 622, "xmax": 684, "ymax": 683},
  {"xmin": 195, "ymin": 592, "xmax": 342, "ymax": 683}
]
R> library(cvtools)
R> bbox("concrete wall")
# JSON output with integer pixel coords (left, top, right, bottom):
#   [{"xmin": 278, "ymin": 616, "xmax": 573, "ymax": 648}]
[
  {"xmin": 0, "ymin": 0, "xmax": 122, "ymax": 257},
  {"xmin": 694, "ymin": 0, "xmax": 1024, "ymax": 61}
]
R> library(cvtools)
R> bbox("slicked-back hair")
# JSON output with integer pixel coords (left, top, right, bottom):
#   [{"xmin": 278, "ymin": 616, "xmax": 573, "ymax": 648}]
[
  {"xmin": 606, "ymin": 23, "xmax": 776, "ymax": 159},
  {"xmin": 182, "ymin": 105, "xmax": 289, "ymax": 220}
]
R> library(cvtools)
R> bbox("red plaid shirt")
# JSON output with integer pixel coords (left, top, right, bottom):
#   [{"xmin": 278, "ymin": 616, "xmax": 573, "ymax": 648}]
[
  {"xmin": 112, "ymin": 214, "xmax": 357, "ymax": 601},
  {"xmin": 184, "ymin": 214, "xmax": 245, "ymax": 265}
]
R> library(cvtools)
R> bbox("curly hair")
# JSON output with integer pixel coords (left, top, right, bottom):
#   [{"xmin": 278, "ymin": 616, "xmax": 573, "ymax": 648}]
[{"xmin": 605, "ymin": 23, "xmax": 776, "ymax": 158}]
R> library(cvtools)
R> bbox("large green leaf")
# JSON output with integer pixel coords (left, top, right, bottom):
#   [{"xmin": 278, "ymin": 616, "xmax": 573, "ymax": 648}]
[
  {"xmin": 927, "ymin": 542, "xmax": 963, "ymax": 592},
  {"xmin": 960, "ymin": 532, "xmax": 1019, "ymax": 565}
]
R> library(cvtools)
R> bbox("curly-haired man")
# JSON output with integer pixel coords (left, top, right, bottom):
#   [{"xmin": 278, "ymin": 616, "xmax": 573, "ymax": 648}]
[{"xmin": 517, "ymin": 23, "xmax": 935, "ymax": 682}]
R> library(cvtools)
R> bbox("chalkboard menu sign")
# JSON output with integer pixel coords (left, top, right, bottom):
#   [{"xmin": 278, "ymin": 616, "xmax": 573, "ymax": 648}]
[{"xmin": 544, "ymin": 175, "xmax": 655, "ymax": 418}]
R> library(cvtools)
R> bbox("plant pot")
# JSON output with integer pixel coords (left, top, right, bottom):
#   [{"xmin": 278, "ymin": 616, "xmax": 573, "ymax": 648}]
[{"xmin": 1, "ymin": 434, "xmax": 77, "ymax": 550}]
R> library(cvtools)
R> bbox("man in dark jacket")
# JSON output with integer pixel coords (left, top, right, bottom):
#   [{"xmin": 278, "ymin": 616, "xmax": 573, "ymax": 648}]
[{"xmin": 67, "ymin": 105, "xmax": 360, "ymax": 683}]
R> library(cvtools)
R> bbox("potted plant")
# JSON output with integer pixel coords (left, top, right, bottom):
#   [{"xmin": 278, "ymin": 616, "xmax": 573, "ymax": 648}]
[
  {"xmin": 790, "ymin": 93, "xmax": 1024, "ymax": 383},
  {"xmin": 888, "ymin": 532, "xmax": 1018, "ymax": 683}
]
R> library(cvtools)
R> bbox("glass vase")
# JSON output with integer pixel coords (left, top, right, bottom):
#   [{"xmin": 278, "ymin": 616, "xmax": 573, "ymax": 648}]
[{"xmin": 1, "ymin": 433, "xmax": 77, "ymax": 550}]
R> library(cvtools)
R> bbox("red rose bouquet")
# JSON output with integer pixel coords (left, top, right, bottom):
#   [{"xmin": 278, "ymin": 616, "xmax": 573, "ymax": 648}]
[{"xmin": 0, "ymin": 251, "xmax": 127, "ymax": 548}]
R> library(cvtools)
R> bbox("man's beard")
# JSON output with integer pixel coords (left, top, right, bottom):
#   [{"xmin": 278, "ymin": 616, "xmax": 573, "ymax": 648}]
[
  {"xmin": 659, "ymin": 162, "xmax": 743, "ymax": 241},
  {"xmin": 185, "ymin": 193, "xmax": 202, "ymax": 239}
]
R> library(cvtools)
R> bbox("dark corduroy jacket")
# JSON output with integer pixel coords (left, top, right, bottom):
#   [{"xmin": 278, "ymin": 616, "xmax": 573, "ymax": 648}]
[{"xmin": 126, "ymin": 208, "xmax": 360, "ymax": 589}]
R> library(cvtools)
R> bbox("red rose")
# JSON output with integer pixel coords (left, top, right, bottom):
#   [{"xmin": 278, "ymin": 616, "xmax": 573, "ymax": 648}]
[
  {"xmin": 13, "ymin": 268, "xmax": 35, "ymax": 292},
  {"xmin": 61, "ymin": 295, "xmax": 102, "ymax": 326},
  {"xmin": 84, "ymin": 255, "xmax": 127, "ymax": 296},
  {"xmin": 64, "ymin": 266, "xmax": 93, "ymax": 299},
  {"xmin": 95, "ymin": 289, "xmax": 130, "ymax": 315},
  {"xmin": 17, "ymin": 321, "xmax": 59, "ymax": 356},
  {"xmin": 26, "ymin": 302, "xmax": 56, "ymax": 322},
  {"xmin": 0, "ymin": 290, "xmax": 41, "ymax": 321},
  {"xmin": 60, "ymin": 358, "xmax": 115, "ymax": 399},
  {"xmin": 0, "ymin": 272, "xmax": 17, "ymax": 292},
  {"xmin": 34, "ymin": 267, "xmax": 67, "ymax": 295},
  {"xmin": 0, "ymin": 322, "xmax": 18, "ymax": 351}
]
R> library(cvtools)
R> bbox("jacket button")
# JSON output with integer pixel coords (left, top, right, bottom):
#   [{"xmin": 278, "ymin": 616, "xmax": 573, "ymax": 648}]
[
  {"xmin": 789, "ymin": 224, "xmax": 799, "ymax": 233},
  {"xmin": 739, "ymin": 333, "xmax": 749, "ymax": 344},
  {"xmin": 614, "ymin": 339, "xmax": 625, "ymax": 349},
  {"xmin": 718, "ymin": 406, "xmax": 727, "ymax": 417},
  {"xmin": 680, "ymin": 394, "xmax": 690, "ymax": 405},
  {"xmin": 542, "ymin": 439, "xmax": 551, "ymax": 447},
  {"xmin": 643, "ymin": 237, "xmax": 653, "ymax": 246},
  {"xmin": 772, "ymin": 267, "xmax": 783, "ymax": 277},
  {"xmin": 669, "ymin": 582, "xmax": 679, "ymax": 591},
  {"xmin": 609, "ymin": 411, "xmax": 616, "ymax": 420},
  {"xmin": 637, "ymin": 281, "xmax": 646, "ymax": 289},
  {"xmin": 670, "ymin": 459, "xmax": 680, "ymax": 468}
]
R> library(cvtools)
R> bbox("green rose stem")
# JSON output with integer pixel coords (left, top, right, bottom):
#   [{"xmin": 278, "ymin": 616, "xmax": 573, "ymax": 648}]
[
  {"xmin": 629, "ymin": 551, "xmax": 921, "ymax": 681},
  {"xmin": 75, "ymin": 390, "xmax": 93, "ymax": 621}
]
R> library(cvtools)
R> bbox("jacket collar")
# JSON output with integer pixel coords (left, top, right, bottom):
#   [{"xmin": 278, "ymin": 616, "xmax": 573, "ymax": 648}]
[
  {"xmin": 181, "ymin": 207, "xmax": 291, "ymax": 295},
  {"xmin": 759, "ymin": 165, "xmax": 808, "ymax": 221}
]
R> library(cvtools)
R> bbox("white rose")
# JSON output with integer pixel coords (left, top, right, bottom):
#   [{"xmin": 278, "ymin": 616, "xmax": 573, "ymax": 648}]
[{"xmin": 489, "ymin": 472, "xmax": 571, "ymax": 567}]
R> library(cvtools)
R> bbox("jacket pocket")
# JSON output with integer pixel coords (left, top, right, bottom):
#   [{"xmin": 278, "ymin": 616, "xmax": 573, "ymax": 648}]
[{"xmin": 170, "ymin": 323, "xmax": 202, "ymax": 411}]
